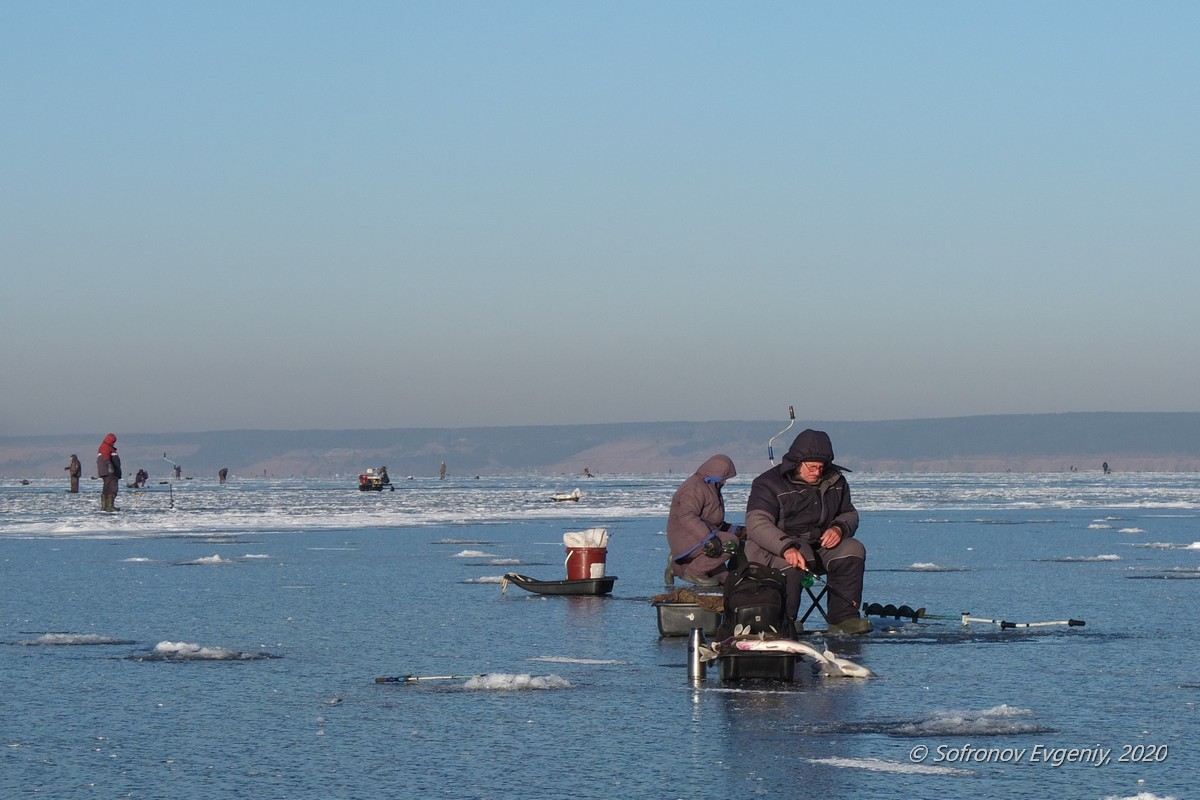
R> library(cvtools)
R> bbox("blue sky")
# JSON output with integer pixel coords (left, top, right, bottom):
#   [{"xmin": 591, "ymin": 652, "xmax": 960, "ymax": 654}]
[{"xmin": 3, "ymin": 2, "xmax": 1197, "ymax": 436}]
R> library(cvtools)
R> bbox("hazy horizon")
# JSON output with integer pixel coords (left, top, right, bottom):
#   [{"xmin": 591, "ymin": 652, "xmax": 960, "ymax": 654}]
[
  {"xmin": 4, "ymin": 3, "xmax": 1197, "ymax": 438},
  {"xmin": 7, "ymin": 408, "xmax": 1199, "ymax": 441}
]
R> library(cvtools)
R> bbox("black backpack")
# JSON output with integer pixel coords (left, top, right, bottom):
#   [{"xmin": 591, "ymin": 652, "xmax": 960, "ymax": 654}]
[{"xmin": 717, "ymin": 563, "xmax": 790, "ymax": 639}]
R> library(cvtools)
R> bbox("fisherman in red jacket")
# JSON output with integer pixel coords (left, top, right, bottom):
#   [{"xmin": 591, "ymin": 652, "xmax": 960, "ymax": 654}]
[{"xmin": 96, "ymin": 433, "xmax": 123, "ymax": 512}]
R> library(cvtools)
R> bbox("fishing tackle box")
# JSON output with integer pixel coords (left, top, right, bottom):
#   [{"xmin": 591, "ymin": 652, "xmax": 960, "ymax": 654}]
[
  {"xmin": 716, "ymin": 651, "xmax": 797, "ymax": 682},
  {"xmin": 653, "ymin": 601, "xmax": 722, "ymax": 637}
]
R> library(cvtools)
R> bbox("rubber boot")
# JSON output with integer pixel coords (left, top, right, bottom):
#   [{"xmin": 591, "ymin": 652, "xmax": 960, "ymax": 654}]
[
  {"xmin": 100, "ymin": 494, "xmax": 112, "ymax": 512},
  {"xmin": 110, "ymin": 494, "xmax": 120, "ymax": 512}
]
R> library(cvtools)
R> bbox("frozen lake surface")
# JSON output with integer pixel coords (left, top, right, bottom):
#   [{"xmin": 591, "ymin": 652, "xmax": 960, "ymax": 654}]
[{"xmin": 2, "ymin": 472, "xmax": 1195, "ymax": 799}]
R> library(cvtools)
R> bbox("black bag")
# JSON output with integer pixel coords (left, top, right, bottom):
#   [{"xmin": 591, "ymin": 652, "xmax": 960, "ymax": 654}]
[{"xmin": 717, "ymin": 562, "xmax": 790, "ymax": 639}]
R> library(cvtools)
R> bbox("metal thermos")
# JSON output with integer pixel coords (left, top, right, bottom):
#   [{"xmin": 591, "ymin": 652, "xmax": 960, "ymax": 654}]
[{"xmin": 687, "ymin": 627, "xmax": 706, "ymax": 681}]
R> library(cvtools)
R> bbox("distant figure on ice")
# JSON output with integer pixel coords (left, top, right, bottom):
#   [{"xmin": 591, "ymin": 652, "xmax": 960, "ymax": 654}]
[
  {"xmin": 174, "ymin": 464, "xmax": 182, "ymax": 479},
  {"xmin": 218, "ymin": 467, "xmax": 228, "ymax": 484},
  {"xmin": 1102, "ymin": 461, "xmax": 1111, "ymax": 475},
  {"xmin": 133, "ymin": 469, "xmax": 148, "ymax": 488},
  {"xmin": 96, "ymin": 433, "xmax": 122, "ymax": 512},
  {"xmin": 65, "ymin": 454, "xmax": 82, "ymax": 493},
  {"xmin": 665, "ymin": 454, "xmax": 744, "ymax": 587}
]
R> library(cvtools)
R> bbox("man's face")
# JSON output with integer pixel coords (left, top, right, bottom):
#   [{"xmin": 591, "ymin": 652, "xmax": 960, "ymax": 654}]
[{"xmin": 797, "ymin": 461, "xmax": 825, "ymax": 484}]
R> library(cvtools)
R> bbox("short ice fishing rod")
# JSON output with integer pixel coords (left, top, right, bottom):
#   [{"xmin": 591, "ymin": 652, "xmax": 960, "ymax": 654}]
[
  {"xmin": 374, "ymin": 673, "xmax": 485, "ymax": 684},
  {"xmin": 863, "ymin": 602, "xmax": 1084, "ymax": 629},
  {"xmin": 767, "ymin": 405, "xmax": 796, "ymax": 465}
]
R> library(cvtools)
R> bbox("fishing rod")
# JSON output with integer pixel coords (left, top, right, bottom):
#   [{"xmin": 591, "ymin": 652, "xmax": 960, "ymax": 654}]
[
  {"xmin": 374, "ymin": 674, "xmax": 484, "ymax": 684},
  {"xmin": 862, "ymin": 602, "xmax": 1085, "ymax": 629},
  {"xmin": 767, "ymin": 405, "xmax": 796, "ymax": 465},
  {"xmin": 960, "ymin": 613, "xmax": 1085, "ymax": 629},
  {"xmin": 161, "ymin": 453, "xmax": 177, "ymax": 508}
]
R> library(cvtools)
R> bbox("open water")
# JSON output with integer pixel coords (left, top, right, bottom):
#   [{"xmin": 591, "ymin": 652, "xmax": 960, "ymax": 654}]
[{"xmin": 2, "ymin": 471, "xmax": 1196, "ymax": 799}]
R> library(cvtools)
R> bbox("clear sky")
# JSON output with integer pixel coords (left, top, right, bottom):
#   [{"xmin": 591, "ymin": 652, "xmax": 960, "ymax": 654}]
[{"xmin": 3, "ymin": 2, "xmax": 1197, "ymax": 437}]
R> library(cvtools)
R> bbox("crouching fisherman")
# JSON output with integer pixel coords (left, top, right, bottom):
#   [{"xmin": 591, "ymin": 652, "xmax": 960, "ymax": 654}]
[
  {"xmin": 666, "ymin": 454, "xmax": 745, "ymax": 587},
  {"xmin": 744, "ymin": 429, "xmax": 870, "ymax": 634},
  {"xmin": 96, "ymin": 433, "xmax": 122, "ymax": 512}
]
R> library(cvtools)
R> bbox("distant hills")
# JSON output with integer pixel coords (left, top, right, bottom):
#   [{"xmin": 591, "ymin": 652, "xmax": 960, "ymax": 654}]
[{"xmin": 3, "ymin": 412, "xmax": 1199, "ymax": 479}]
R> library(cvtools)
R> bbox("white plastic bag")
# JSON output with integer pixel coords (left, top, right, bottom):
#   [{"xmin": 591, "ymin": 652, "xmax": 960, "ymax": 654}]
[{"xmin": 563, "ymin": 527, "xmax": 609, "ymax": 548}]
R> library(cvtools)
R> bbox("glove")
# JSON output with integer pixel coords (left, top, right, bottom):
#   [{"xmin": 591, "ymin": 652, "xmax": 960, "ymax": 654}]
[{"xmin": 702, "ymin": 538, "xmax": 723, "ymax": 558}]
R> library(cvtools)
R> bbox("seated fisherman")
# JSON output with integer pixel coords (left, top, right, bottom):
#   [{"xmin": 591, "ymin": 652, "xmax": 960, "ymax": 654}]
[
  {"xmin": 743, "ymin": 429, "xmax": 871, "ymax": 634},
  {"xmin": 665, "ymin": 454, "xmax": 744, "ymax": 587}
]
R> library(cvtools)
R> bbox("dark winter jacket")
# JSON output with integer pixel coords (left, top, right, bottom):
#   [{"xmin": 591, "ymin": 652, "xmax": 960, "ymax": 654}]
[
  {"xmin": 96, "ymin": 434, "xmax": 122, "ymax": 480},
  {"xmin": 666, "ymin": 454, "xmax": 739, "ymax": 562},
  {"xmin": 743, "ymin": 430, "xmax": 858, "ymax": 566}
]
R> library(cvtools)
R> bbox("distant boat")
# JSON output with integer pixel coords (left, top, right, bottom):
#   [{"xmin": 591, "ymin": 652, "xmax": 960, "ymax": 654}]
[
  {"xmin": 552, "ymin": 488, "xmax": 582, "ymax": 503},
  {"xmin": 358, "ymin": 467, "xmax": 394, "ymax": 492}
]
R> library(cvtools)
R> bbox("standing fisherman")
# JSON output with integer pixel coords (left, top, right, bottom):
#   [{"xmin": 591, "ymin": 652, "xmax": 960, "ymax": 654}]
[
  {"xmin": 65, "ymin": 454, "xmax": 82, "ymax": 493},
  {"xmin": 96, "ymin": 433, "xmax": 122, "ymax": 512}
]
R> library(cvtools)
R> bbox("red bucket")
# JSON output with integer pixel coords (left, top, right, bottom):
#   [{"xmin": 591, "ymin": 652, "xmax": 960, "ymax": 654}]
[{"xmin": 565, "ymin": 546, "xmax": 607, "ymax": 580}]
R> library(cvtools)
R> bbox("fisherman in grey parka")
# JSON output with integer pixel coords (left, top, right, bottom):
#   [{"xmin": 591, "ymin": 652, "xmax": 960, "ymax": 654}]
[
  {"xmin": 744, "ymin": 429, "xmax": 870, "ymax": 633},
  {"xmin": 65, "ymin": 454, "xmax": 82, "ymax": 493},
  {"xmin": 665, "ymin": 454, "xmax": 744, "ymax": 586}
]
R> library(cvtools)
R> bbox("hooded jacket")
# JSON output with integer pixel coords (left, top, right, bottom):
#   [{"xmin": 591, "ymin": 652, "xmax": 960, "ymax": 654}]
[
  {"xmin": 96, "ymin": 434, "xmax": 122, "ymax": 479},
  {"xmin": 743, "ymin": 429, "xmax": 858, "ymax": 566},
  {"xmin": 98, "ymin": 433, "xmax": 116, "ymax": 459},
  {"xmin": 666, "ymin": 454, "xmax": 739, "ymax": 562}
]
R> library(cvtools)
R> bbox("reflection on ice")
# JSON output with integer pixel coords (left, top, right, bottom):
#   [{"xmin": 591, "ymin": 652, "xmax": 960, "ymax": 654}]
[
  {"xmin": 890, "ymin": 704, "xmax": 1050, "ymax": 737},
  {"xmin": 529, "ymin": 655, "xmax": 626, "ymax": 665},
  {"xmin": 460, "ymin": 674, "xmax": 571, "ymax": 690},
  {"xmin": 807, "ymin": 757, "xmax": 971, "ymax": 776},
  {"xmin": 180, "ymin": 554, "xmax": 235, "ymax": 565},
  {"xmin": 16, "ymin": 633, "xmax": 137, "ymax": 646},
  {"xmin": 1036, "ymin": 554, "xmax": 1121, "ymax": 562},
  {"xmin": 129, "ymin": 641, "xmax": 281, "ymax": 661}
]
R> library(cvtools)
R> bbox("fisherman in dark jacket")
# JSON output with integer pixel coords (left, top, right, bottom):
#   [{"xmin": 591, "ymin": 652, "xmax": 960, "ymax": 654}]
[
  {"xmin": 665, "ymin": 454, "xmax": 744, "ymax": 586},
  {"xmin": 65, "ymin": 454, "xmax": 82, "ymax": 493},
  {"xmin": 744, "ymin": 429, "xmax": 870, "ymax": 634},
  {"xmin": 96, "ymin": 433, "xmax": 122, "ymax": 512}
]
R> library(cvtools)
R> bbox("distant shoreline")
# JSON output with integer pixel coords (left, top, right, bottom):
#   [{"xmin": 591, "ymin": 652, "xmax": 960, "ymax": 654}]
[{"xmin": 3, "ymin": 412, "xmax": 1198, "ymax": 478}]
